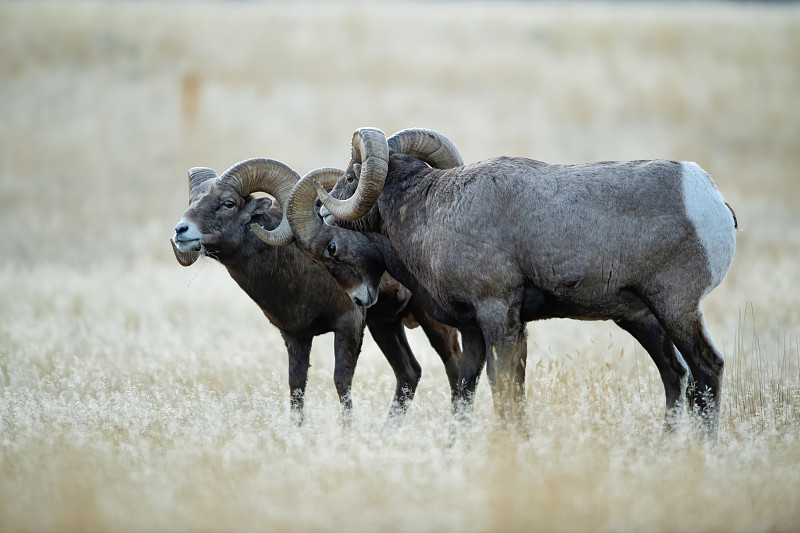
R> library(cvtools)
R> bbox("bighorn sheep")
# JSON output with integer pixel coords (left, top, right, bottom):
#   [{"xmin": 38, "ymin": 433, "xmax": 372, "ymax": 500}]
[
  {"xmin": 286, "ymin": 128, "xmax": 737, "ymax": 437},
  {"xmin": 170, "ymin": 158, "xmax": 461, "ymax": 427},
  {"xmin": 249, "ymin": 150, "xmax": 485, "ymax": 420}
]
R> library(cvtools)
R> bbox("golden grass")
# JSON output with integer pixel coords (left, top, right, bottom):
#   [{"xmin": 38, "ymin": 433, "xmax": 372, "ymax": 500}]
[{"xmin": 2, "ymin": 1, "xmax": 800, "ymax": 531}]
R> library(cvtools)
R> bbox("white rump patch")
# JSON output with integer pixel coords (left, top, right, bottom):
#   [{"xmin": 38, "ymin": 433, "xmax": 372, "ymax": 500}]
[{"xmin": 681, "ymin": 162, "xmax": 736, "ymax": 299}]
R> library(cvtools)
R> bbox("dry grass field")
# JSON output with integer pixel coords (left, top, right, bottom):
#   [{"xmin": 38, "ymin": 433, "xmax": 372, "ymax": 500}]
[{"xmin": 2, "ymin": 1, "xmax": 800, "ymax": 531}]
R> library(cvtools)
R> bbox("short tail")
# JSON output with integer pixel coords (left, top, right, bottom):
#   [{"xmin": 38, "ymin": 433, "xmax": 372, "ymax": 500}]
[{"xmin": 725, "ymin": 202, "xmax": 739, "ymax": 230}]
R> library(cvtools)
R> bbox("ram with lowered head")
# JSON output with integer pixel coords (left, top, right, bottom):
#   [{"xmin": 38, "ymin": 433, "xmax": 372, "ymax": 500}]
[
  {"xmin": 249, "ymin": 144, "xmax": 489, "ymax": 422},
  {"xmin": 271, "ymin": 136, "xmax": 703, "ymax": 436},
  {"xmin": 170, "ymin": 158, "xmax": 461, "ymax": 427},
  {"xmin": 292, "ymin": 128, "xmax": 737, "ymax": 438},
  {"xmin": 257, "ymin": 142, "xmax": 692, "ymax": 438}
]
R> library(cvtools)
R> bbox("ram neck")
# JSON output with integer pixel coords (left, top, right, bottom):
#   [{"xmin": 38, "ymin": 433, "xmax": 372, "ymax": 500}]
[
  {"xmin": 220, "ymin": 233, "xmax": 344, "ymax": 336},
  {"xmin": 222, "ymin": 238, "xmax": 282, "ymax": 307},
  {"xmin": 374, "ymin": 167, "xmax": 465, "ymax": 324},
  {"xmin": 367, "ymin": 233, "xmax": 456, "ymax": 327}
]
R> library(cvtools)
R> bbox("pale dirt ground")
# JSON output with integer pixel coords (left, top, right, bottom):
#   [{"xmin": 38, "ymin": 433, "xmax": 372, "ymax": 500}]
[{"xmin": 1, "ymin": 1, "xmax": 799, "ymax": 532}]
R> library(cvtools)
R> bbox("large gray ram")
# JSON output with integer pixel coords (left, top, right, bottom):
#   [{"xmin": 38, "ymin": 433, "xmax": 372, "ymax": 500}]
[
  {"xmin": 274, "ymin": 128, "xmax": 738, "ymax": 438},
  {"xmin": 170, "ymin": 158, "xmax": 461, "ymax": 427}
]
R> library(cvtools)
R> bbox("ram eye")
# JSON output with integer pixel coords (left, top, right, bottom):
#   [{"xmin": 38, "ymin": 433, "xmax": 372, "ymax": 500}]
[
  {"xmin": 346, "ymin": 175, "xmax": 354, "ymax": 184},
  {"xmin": 222, "ymin": 200, "xmax": 235, "ymax": 209},
  {"xmin": 327, "ymin": 242, "xmax": 337, "ymax": 256}
]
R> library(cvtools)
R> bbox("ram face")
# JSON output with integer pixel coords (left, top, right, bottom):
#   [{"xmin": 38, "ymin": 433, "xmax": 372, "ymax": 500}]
[{"xmin": 172, "ymin": 159, "xmax": 297, "ymax": 265}]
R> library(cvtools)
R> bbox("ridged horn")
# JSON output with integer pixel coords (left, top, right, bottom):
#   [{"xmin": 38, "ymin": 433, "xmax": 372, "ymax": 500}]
[
  {"xmin": 189, "ymin": 167, "xmax": 218, "ymax": 190},
  {"xmin": 170, "ymin": 239, "xmax": 200, "ymax": 266},
  {"xmin": 387, "ymin": 128, "xmax": 464, "ymax": 169},
  {"xmin": 216, "ymin": 158, "xmax": 300, "ymax": 246},
  {"xmin": 315, "ymin": 128, "xmax": 389, "ymax": 221},
  {"xmin": 289, "ymin": 168, "xmax": 344, "ymax": 248}
]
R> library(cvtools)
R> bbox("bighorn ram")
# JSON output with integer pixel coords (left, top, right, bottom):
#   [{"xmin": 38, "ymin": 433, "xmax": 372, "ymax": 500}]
[
  {"xmin": 170, "ymin": 158, "xmax": 461, "ymax": 427},
  {"xmin": 249, "ymin": 147, "xmax": 486, "ymax": 420},
  {"xmin": 287, "ymin": 128, "xmax": 737, "ymax": 437}
]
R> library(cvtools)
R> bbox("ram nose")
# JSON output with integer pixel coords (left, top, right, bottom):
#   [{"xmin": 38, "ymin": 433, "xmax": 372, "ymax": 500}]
[
  {"xmin": 172, "ymin": 219, "xmax": 202, "ymax": 252},
  {"xmin": 350, "ymin": 285, "xmax": 378, "ymax": 308},
  {"xmin": 175, "ymin": 221, "xmax": 190, "ymax": 236},
  {"xmin": 319, "ymin": 205, "xmax": 336, "ymax": 226}
]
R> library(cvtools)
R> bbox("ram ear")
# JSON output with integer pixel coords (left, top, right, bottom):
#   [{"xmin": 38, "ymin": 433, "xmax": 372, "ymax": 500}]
[{"xmin": 246, "ymin": 196, "xmax": 273, "ymax": 218}]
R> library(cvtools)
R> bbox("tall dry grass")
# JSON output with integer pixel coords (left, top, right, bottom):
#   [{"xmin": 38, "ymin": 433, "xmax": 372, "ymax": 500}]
[{"xmin": 1, "ymin": 1, "xmax": 800, "ymax": 531}]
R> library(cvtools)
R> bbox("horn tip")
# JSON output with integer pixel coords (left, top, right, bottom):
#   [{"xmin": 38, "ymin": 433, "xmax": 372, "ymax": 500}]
[{"xmin": 250, "ymin": 222, "xmax": 293, "ymax": 246}]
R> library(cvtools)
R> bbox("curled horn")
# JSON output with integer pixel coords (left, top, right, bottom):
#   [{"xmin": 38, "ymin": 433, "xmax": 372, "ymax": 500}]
[
  {"xmin": 189, "ymin": 167, "xmax": 218, "ymax": 190},
  {"xmin": 288, "ymin": 168, "xmax": 344, "ymax": 248},
  {"xmin": 387, "ymin": 128, "xmax": 464, "ymax": 169},
  {"xmin": 211, "ymin": 158, "xmax": 299, "ymax": 246},
  {"xmin": 315, "ymin": 128, "xmax": 389, "ymax": 221}
]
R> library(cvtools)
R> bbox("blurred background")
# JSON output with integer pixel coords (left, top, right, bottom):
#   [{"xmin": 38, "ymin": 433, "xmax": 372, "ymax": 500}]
[
  {"xmin": 2, "ymin": 1, "xmax": 798, "ymax": 318},
  {"xmin": 3, "ymin": 0, "xmax": 800, "ymax": 404},
  {"xmin": 2, "ymin": 1, "xmax": 800, "ymax": 531}
]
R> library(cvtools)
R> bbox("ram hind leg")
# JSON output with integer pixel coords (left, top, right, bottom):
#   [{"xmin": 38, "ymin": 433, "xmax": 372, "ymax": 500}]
[
  {"xmin": 649, "ymin": 301, "xmax": 725, "ymax": 439},
  {"xmin": 282, "ymin": 332, "xmax": 313, "ymax": 427},
  {"xmin": 410, "ymin": 300, "xmax": 462, "ymax": 396},
  {"xmin": 615, "ymin": 314, "xmax": 691, "ymax": 434},
  {"xmin": 367, "ymin": 321, "xmax": 422, "ymax": 428}
]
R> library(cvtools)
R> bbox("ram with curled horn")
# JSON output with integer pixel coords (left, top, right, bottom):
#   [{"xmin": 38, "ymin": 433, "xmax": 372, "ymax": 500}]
[
  {"xmin": 171, "ymin": 157, "xmax": 461, "ymax": 427},
  {"xmin": 300, "ymin": 127, "xmax": 737, "ymax": 439},
  {"xmin": 255, "ymin": 151, "xmax": 481, "ymax": 418}
]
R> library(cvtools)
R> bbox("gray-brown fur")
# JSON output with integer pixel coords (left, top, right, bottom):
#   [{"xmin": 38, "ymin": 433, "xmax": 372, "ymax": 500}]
[
  {"xmin": 313, "ymin": 128, "xmax": 737, "ymax": 438},
  {"xmin": 171, "ymin": 165, "xmax": 461, "ymax": 427}
]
